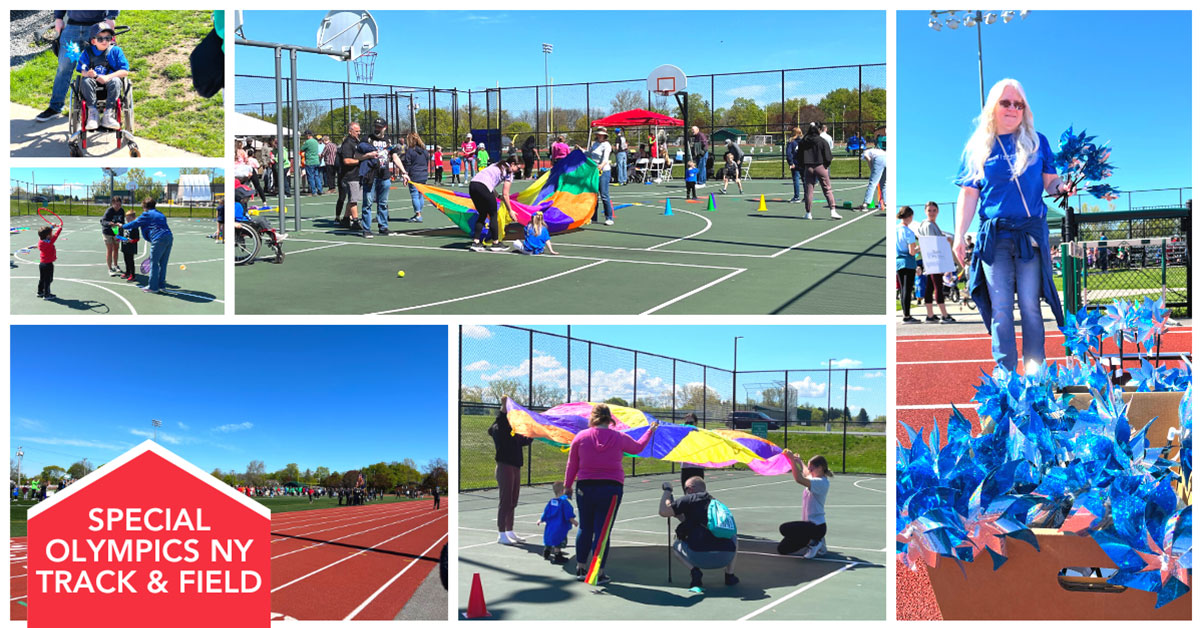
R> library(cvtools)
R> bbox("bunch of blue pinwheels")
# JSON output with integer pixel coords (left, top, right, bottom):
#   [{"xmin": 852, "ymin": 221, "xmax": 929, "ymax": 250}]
[
  {"xmin": 898, "ymin": 298, "xmax": 1191, "ymax": 609},
  {"xmin": 1051, "ymin": 126, "xmax": 1122, "ymax": 209}
]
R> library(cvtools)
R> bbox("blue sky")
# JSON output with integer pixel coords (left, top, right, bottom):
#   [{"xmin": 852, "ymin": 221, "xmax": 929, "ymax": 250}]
[
  {"xmin": 898, "ymin": 10, "xmax": 1192, "ymax": 233},
  {"xmin": 236, "ymin": 11, "xmax": 884, "ymax": 93},
  {"xmin": 11, "ymin": 326, "xmax": 448, "ymax": 478},
  {"xmin": 10, "ymin": 168, "xmax": 199, "ymax": 196},
  {"xmin": 461, "ymin": 325, "xmax": 885, "ymax": 415}
]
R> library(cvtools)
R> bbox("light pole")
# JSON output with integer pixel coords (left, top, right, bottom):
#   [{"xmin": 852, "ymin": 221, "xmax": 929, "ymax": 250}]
[
  {"xmin": 16, "ymin": 447, "xmax": 23, "ymax": 497},
  {"xmin": 151, "ymin": 419, "xmax": 162, "ymax": 443},
  {"xmin": 732, "ymin": 336, "xmax": 744, "ymax": 415},
  {"xmin": 928, "ymin": 10, "xmax": 1030, "ymax": 109},
  {"xmin": 542, "ymin": 43, "xmax": 554, "ymax": 141}
]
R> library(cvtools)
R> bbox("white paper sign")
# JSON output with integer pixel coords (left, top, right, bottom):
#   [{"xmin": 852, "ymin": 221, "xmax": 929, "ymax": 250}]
[{"xmin": 918, "ymin": 235, "xmax": 955, "ymax": 274}]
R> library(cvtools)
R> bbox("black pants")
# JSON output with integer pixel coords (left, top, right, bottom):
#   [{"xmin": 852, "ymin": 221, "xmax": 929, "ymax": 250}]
[
  {"xmin": 435, "ymin": 166, "xmax": 444, "ymax": 184},
  {"xmin": 686, "ymin": 181, "xmax": 697, "ymax": 199},
  {"xmin": 778, "ymin": 520, "xmax": 826, "ymax": 555},
  {"xmin": 37, "ymin": 262, "xmax": 54, "ymax": 295},
  {"xmin": 248, "ymin": 172, "xmax": 266, "ymax": 202},
  {"xmin": 335, "ymin": 175, "xmax": 349, "ymax": 221},
  {"xmin": 898, "ymin": 267, "xmax": 917, "ymax": 318},
  {"xmin": 923, "ymin": 273, "xmax": 945, "ymax": 305},
  {"xmin": 523, "ymin": 155, "xmax": 535, "ymax": 179},
  {"xmin": 469, "ymin": 181, "xmax": 498, "ymax": 243},
  {"xmin": 122, "ymin": 247, "xmax": 136, "ymax": 276},
  {"xmin": 433, "ymin": 494, "xmax": 441, "ymax": 510}
]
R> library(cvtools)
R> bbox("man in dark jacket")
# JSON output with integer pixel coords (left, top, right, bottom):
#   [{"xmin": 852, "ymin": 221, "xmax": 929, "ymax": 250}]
[{"xmin": 690, "ymin": 126, "xmax": 710, "ymax": 187}]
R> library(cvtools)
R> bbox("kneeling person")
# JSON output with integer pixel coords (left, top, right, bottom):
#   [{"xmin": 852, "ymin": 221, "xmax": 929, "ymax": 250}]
[{"xmin": 659, "ymin": 477, "xmax": 738, "ymax": 591}]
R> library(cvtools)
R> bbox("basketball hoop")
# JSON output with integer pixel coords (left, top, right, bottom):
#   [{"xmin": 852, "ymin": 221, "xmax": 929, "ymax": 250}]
[{"xmin": 353, "ymin": 51, "xmax": 377, "ymax": 82}]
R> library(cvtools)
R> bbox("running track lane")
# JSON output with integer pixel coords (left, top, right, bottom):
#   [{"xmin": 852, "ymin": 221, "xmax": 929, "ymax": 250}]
[
  {"xmin": 271, "ymin": 502, "xmax": 447, "ymax": 620},
  {"xmin": 10, "ymin": 537, "xmax": 28, "ymax": 620}
]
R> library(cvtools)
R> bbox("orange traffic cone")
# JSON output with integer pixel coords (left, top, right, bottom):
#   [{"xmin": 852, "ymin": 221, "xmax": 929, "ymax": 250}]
[
  {"xmin": 757, "ymin": 194, "xmax": 768, "ymax": 212},
  {"xmin": 463, "ymin": 572, "xmax": 491, "ymax": 618}
]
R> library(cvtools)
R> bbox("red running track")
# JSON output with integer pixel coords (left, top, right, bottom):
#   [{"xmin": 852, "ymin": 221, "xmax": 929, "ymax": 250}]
[
  {"xmin": 10, "ymin": 499, "xmax": 448, "ymax": 622},
  {"xmin": 894, "ymin": 326, "xmax": 1192, "ymax": 619},
  {"xmin": 10, "ymin": 537, "xmax": 28, "ymax": 620}
]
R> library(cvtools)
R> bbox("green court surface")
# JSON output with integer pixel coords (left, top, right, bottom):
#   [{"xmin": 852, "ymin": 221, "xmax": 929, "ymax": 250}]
[
  {"xmin": 236, "ymin": 177, "xmax": 885, "ymax": 315},
  {"xmin": 458, "ymin": 470, "xmax": 885, "ymax": 620},
  {"xmin": 9, "ymin": 214, "xmax": 224, "ymax": 315}
]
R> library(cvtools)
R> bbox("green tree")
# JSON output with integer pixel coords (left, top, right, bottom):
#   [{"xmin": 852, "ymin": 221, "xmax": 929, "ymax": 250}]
[
  {"xmin": 324, "ymin": 471, "xmax": 342, "ymax": 489},
  {"xmin": 244, "ymin": 460, "xmax": 265, "ymax": 487},
  {"xmin": 422, "ymin": 458, "xmax": 448, "ymax": 491},
  {"xmin": 460, "ymin": 386, "xmax": 485, "ymax": 403},
  {"xmin": 609, "ymin": 89, "xmax": 644, "ymax": 115},
  {"xmin": 603, "ymin": 396, "xmax": 629, "ymax": 407},
  {"xmin": 40, "ymin": 465, "xmax": 67, "ymax": 485},
  {"xmin": 278, "ymin": 462, "xmax": 300, "ymax": 484},
  {"xmin": 314, "ymin": 466, "xmax": 330, "ymax": 484},
  {"xmin": 856, "ymin": 407, "xmax": 870, "ymax": 423},
  {"xmin": 66, "ymin": 459, "xmax": 93, "ymax": 480},
  {"xmin": 722, "ymin": 97, "xmax": 766, "ymax": 130}
]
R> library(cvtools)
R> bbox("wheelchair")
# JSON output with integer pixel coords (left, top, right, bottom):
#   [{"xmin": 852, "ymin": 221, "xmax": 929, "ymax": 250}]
[
  {"xmin": 234, "ymin": 203, "xmax": 286, "ymax": 265},
  {"xmin": 66, "ymin": 25, "xmax": 139, "ymax": 158}
]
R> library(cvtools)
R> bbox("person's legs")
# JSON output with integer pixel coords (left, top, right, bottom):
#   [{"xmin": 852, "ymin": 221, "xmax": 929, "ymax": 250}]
[
  {"xmin": 37, "ymin": 262, "xmax": 50, "ymax": 296},
  {"xmin": 778, "ymin": 520, "xmax": 822, "ymax": 554},
  {"xmin": 598, "ymin": 171, "xmax": 613, "ymax": 221},
  {"xmin": 1015, "ymin": 247, "xmax": 1046, "ymax": 367},
  {"xmin": 923, "ymin": 273, "xmax": 936, "ymax": 317},
  {"xmin": 697, "ymin": 151, "xmax": 708, "ymax": 185},
  {"xmin": 803, "ymin": 167, "xmax": 816, "ymax": 213},
  {"xmin": 153, "ymin": 236, "xmax": 173, "ymax": 291},
  {"xmin": 335, "ymin": 176, "xmax": 349, "ymax": 222},
  {"xmin": 468, "ymin": 182, "xmax": 495, "ymax": 244},
  {"xmin": 791, "ymin": 168, "xmax": 802, "ymax": 201},
  {"xmin": 123, "ymin": 247, "xmax": 135, "ymax": 277},
  {"xmin": 408, "ymin": 183, "xmax": 424, "ymax": 220},
  {"xmin": 494, "ymin": 464, "xmax": 513, "ymax": 533},
  {"xmin": 863, "ymin": 161, "xmax": 884, "ymax": 207},
  {"xmin": 617, "ymin": 151, "xmax": 627, "ymax": 184},
  {"xmin": 361, "ymin": 180, "xmax": 375, "ymax": 232},
  {"xmin": 79, "ymin": 78, "xmax": 101, "ymax": 127},
  {"xmin": 49, "ymin": 23, "xmax": 89, "ymax": 113},
  {"xmin": 250, "ymin": 173, "xmax": 266, "ymax": 202},
  {"xmin": 817, "ymin": 165, "xmax": 836, "ymax": 207},
  {"xmin": 899, "ymin": 268, "xmax": 915, "ymax": 319},
  {"xmin": 374, "ymin": 178, "xmax": 391, "ymax": 231},
  {"xmin": 982, "ymin": 238, "xmax": 1019, "ymax": 370}
]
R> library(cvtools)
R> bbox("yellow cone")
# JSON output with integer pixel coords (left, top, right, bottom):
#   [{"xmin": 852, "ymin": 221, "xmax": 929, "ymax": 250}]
[{"xmin": 757, "ymin": 194, "xmax": 768, "ymax": 212}]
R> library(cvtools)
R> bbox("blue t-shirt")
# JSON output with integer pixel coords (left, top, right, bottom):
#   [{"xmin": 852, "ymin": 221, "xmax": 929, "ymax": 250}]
[
  {"xmin": 123, "ymin": 209, "xmax": 171, "ymax": 243},
  {"xmin": 540, "ymin": 495, "xmax": 574, "ymax": 547},
  {"xmin": 450, "ymin": 157, "xmax": 462, "ymax": 174},
  {"xmin": 685, "ymin": 167, "xmax": 698, "ymax": 183},
  {"xmin": 521, "ymin": 224, "xmax": 551, "ymax": 255},
  {"xmin": 896, "ymin": 223, "xmax": 918, "ymax": 270},
  {"xmin": 955, "ymin": 132, "xmax": 1055, "ymax": 221},
  {"xmin": 76, "ymin": 45, "xmax": 130, "ymax": 75}
]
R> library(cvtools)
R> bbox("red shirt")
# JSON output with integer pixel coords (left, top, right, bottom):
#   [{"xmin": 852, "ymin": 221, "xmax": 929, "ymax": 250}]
[
  {"xmin": 433, "ymin": 151, "xmax": 444, "ymax": 167},
  {"xmin": 38, "ymin": 227, "xmax": 62, "ymax": 263}
]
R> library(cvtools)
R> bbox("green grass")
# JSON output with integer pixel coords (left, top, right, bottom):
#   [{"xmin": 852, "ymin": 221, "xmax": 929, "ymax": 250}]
[
  {"xmin": 656, "ymin": 154, "xmax": 868, "ymax": 181},
  {"xmin": 11, "ymin": 499, "xmax": 38, "ymax": 537},
  {"xmin": 9, "ymin": 10, "xmax": 223, "ymax": 157},
  {"xmin": 10, "ymin": 199, "xmax": 217, "ymax": 219},
  {"xmin": 458, "ymin": 415, "xmax": 885, "ymax": 490},
  {"xmin": 252, "ymin": 495, "xmax": 424, "ymax": 514},
  {"xmin": 1055, "ymin": 266, "xmax": 1189, "ymax": 292}
]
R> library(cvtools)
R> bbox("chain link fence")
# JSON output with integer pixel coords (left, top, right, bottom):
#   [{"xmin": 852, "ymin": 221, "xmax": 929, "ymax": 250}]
[
  {"xmin": 10, "ymin": 180, "xmax": 223, "ymax": 218},
  {"xmin": 236, "ymin": 63, "xmax": 885, "ymax": 180},
  {"xmin": 459, "ymin": 326, "xmax": 885, "ymax": 490}
]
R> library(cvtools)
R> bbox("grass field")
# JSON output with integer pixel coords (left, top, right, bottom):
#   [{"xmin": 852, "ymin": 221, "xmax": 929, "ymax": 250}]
[
  {"xmin": 250, "ymin": 494, "xmax": 424, "ymax": 513},
  {"xmin": 9, "ymin": 499, "xmax": 37, "ymax": 537},
  {"xmin": 458, "ymin": 414, "xmax": 886, "ymax": 490},
  {"xmin": 9, "ymin": 10, "xmax": 223, "ymax": 157}
]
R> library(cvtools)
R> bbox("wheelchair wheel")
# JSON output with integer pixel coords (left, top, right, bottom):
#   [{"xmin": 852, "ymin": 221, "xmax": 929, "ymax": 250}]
[
  {"xmin": 124, "ymin": 84, "xmax": 135, "ymax": 130},
  {"xmin": 234, "ymin": 222, "xmax": 261, "ymax": 265}
]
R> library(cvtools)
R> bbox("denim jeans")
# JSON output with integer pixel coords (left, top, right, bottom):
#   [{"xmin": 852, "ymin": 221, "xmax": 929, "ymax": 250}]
[
  {"xmin": 616, "ymin": 151, "xmax": 627, "ymax": 184},
  {"xmin": 148, "ymin": 234, "xmax": 174, "ymax": 292},
  {"xmin": 697, "ymin": 151, "xmax": 709, "ymax": 184},
  {"xmin": 791, "ymin": 167, "xmax": 802, "ymax": 200},
  {"xmin": 575, "ymin": 481, "xmax": 623, "ymax": 570},
  {"xmin": 51, "ymin": 22, "xmax": 93, "ymax": 112},
  {"xmin": 862, "ymin": 156, "xmax": 887, "ymax": 207},
  {"xmin": 982, "ymin": 236, "xmax": 1045, "ymax": 370},
  {"xmin": 407, "ymin": 182, "xmax": 424, "ymax": 216},
  {"xmin": 79, "ymin": 76, "xmax": 123, "ymax": 111},
  {"xmin": 595, "ymin": 170, "xmax": 614, "ymax": 221},
  {"xmin": 362, "ymin": 177, "xmax": 391, "ymax": 232},
  {"xmin": 305, "ymin": 165, "xmax": 323, "ymax": 194}
]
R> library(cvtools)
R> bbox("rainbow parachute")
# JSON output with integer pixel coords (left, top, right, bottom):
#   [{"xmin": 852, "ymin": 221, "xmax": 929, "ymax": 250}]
[
  {"xmin": 411, "ymin": 149, "xmax": 599, "ymax": 239},
  {"xmin": 504, "ymin": 399, "xmax": 793, "ymax": 474}
]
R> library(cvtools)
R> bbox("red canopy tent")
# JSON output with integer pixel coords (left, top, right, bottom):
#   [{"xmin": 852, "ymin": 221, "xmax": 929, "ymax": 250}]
[{"xmin": 591, "ymin": 109, "xmax": 683, "ymax": 128}]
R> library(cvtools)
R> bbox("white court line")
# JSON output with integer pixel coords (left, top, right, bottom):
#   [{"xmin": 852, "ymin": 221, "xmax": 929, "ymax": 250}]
[
  {"xmin": 769, "ymin": 207, "xmax": 879, "ymax": 258},
  {"xmin": 737, "ymin": 563, "xmax": 856, "ymax": 620},
  {"xmin": 11, "ymin": 595, "xmax": 27, "ymax": 602},
  {"xmin": 366, "ymin": 260, "xmax": 608, "ymax": 314},
  {"xmin": 343, "ymin": 533, "xmax": 447, "ymax": 621},
  {"xmin": 853, "ymin": 478, "xmax": 885, "ymax": 493},
  {"xmin": 640, "ymin": 268, "xmax": 747, "ymax": 315},
  {"xmin": 281, "ymin": 242, "xmax": 350, "ymax": 256},
  {"xmin": 644, "ymin": 208, "xmax": 713, "ymax": 251},
  {"xmin": 10, "ymin": 277, "xmax": 138, "ymax": 315}
]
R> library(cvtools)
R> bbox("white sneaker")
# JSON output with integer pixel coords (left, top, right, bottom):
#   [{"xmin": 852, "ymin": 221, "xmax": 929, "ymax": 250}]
[
  {"xmin": 109, "ymin": 268, "xmax": 120, "ymax": 277},
  {"xmin": 86, "ymin": 109, "xmax": 100, "ymax": 131},
  {"xmin": 696, "ymin": 183, "xmax": 706, "ymax": 189},
  {"xmin": 604, "ymin": 219, "xmax": 614, "ymax": 226},
  {"xmin": 505, "ymin": 531, "xmax": 525, "ymax": 543},
  {"xmin": 802, "ymin": 542, "xmax": 820, "ymax": 559},
  {"xmin": 805, "ymin": 212, "xmax": 813, "ymax": 220},
  {"xmin": 830, "ymin": 210, "xmax": 843, "ymax": 220},
  {"xmin": 816, "ymin": 539, "xmax": 827, "ymax": 556},
  {"xmin": 497, "ymin": 533, "xmax": 515, "ymax": 546},
  {"xmin": 100, "ymin": 109, "xmax": 119, "ymax": 130}
]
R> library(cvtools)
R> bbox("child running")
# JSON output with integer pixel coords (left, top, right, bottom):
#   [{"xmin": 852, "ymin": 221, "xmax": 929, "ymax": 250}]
[
  {"xmin": 684, "ymin": 160, "xmax": 699, "ymax": 199},
  {"xmin": 450, "ymin": 152, "xmax": 463, "ymax": 186},
  {"xmin": 719, "ymin": 153, "xmax": 743, "ymax": 195},
  {"xmin": 777, "ymin": 450, "xmax": 832, "ymax": 558},
  {"xmin": 538, "ymin": 481, "xmax": 577, "ymax": 564},
  {"xmin": 511, "ymin": 211, "xmax": 559, "ymax": 256},
  {"xmin": 119, "ymin": 209, "xmax": 140, "ymax": 282},
  {"xmin": 36, "ymin": 222, "xmax": 64, "ymax": 299}
]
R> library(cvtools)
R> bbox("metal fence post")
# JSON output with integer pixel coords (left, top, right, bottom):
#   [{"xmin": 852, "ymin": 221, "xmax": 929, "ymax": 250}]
[
  {"xmin": 527, "ymin": 329, "xmax": 534, "ymax": 486},
  {"xmin": 783, "ymin": 370, "xmax": 789, "ymax": 449},
  {"xmin": 671, "ymin": 360, "xmax": 677, "ymax": 475},
  {"xmin": 781, "ymin": 70, "xmax": 786, "ymax": 178},
  {"xmin": 702, "ymin": 367, "xmax": 708, "ymax": 429},
  {"xmin": 842, "ymin": 369, "xmax": 849, "ymax": 473},
  {"xmin": 587, "ymin": 343, "xmax": 593, "ymax": 402},
  {"xmin": 857, "ymin": 65, "xmax": 864, "ymax": 178}
]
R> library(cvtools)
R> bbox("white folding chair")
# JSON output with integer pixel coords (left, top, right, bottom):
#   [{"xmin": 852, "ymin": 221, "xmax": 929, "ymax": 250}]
[
  {"xmin": 631, "ymin": 158, "xmax": 650, "ymax": 183},
  {"xmin": 741, "ymin": 155, "xmax": 753, "ymax": 180},
  {"xmin": 650, "ymin": 158, "xmax": 666, "ymax": 182}
]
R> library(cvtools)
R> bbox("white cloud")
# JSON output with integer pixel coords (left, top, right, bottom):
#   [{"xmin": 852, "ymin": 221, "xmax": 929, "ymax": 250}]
[
  {"xmin": 17, "ymin": 436, "xmax": 126, "ymax": 450},
  {"xmin": 16, "ymin": 418, "xmax": 44, "ymax": 432},
  {"xmin": 462, "ymin": 325, "xmax": 493, "ymax": 339},
  {"xmin": 153, "ymin": 171, "xmax": 166, "ymax": 178},
  {"xmin": 130, "ymin": 428, "xmax": 181, "ymax": 444},
  {"xmin": 177, "ymin": 421, "xmax": 189, "ymax": 430},
  {"xmin": 464, "ymin": 360, "xmax": 492, "ymax": 372},
  {"xmin": 826, "ymin": 358, "xmax": 863, "ymax": 368},
  {"xmin": 844, "ymin": 385, "xmax": 867, "ymax": 392},
  {"xmin": 789, "ymin": 376, "xmax": 826, "ymax": 398},
  {"xmin": 862, "ymin": 371, "xmax": 885, "ymax": 378},
  {"xmin": 213, "ymin": 422, "xmax": 253, "ymax": 433},
  {"xmin": 724, "ymin": 84, "xmax": 768, "ymax": 100}
]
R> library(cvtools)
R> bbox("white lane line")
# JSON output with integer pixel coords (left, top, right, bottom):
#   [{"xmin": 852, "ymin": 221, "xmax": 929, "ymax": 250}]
[
  {"xmin": 272, "ymin": 509, "xmax": 440, "ymax": 559},
  {"xmin": 343, "ymin": 533, "xmax": 447, "ymax": 620},
  {"xmin": 738, "ymin": 563, "xmax": 855, "ymax": 620},
  {"xmin": 770, "ymin": 207, "xmax": 878, "ymax": 258},
  {"xmin": 641, "ymin": 268, "xmax": 747, "ymax": 315},
  {"xmin": 270, "ymin": 513, "xmax": 447, "ymax": 593},
  {"xmin": 366, "ymin": 260, "xmax": 608, "ymax": 314},
  {"xmin": 853, "ymin": 478, "xmax": 885, "ymax": 493},
  {"xmin": 645, "ymin": 208, "xmax": 713, "ymax": 251},
  {"xmin": 897, "ymin": 356, "xmax": 1069, "ymax": 366}
]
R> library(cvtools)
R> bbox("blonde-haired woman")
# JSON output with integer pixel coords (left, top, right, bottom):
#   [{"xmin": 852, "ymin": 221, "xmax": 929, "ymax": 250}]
[
  {"xmin": 953, "ymin": 78, "xmax": 1071, "ymax": 372},
  {"xmin": 563, "ymin": 404, "xmax": 657, "ymax": 584}
]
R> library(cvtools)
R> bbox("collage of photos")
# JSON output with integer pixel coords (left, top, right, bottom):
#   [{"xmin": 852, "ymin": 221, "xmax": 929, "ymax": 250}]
[{"xmin": 3, "ymin": 6, "xmax": 1194, "ymax": 628}]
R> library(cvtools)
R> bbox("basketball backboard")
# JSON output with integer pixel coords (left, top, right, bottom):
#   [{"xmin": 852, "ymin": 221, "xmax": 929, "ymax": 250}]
[
  {"xmin": 316, "ymin": 10, "xmax": 378, "ymax": 61},
  {"xmin": 647, "ymin": 64, "xmax": 687, "ymax": 95}
]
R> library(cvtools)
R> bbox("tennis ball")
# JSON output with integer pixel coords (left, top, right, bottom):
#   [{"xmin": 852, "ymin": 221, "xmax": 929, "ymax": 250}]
[
  {"xmin": 180, "ymin": 264, "xmax": 187, "ymax": 270},
  {"xmin": 397, "ymin": 270, "xmax": 405, "ymax": 278}
]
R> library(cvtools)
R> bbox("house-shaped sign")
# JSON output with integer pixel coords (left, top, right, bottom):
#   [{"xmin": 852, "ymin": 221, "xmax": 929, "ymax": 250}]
[{"xmin": 28, "ymin": 440, "xmax": 270, "ymax": 627}]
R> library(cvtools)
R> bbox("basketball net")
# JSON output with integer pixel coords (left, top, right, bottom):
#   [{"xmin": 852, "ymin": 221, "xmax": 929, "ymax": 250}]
[{"xmin": 353, "ymin": 51, "xmax": 377, "ymax": 82}]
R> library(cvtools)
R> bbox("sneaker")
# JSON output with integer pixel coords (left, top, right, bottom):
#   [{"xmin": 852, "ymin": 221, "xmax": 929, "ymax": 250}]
[
  {"xmin": 109, "ymin": 268, "xmax": 120, "ymax": 277},
  {"xmin": 802, "ymin": 542, "xmax": 821, "ymax": 559},
  {"xmin": 719, "ymin": 189, "xmax": 727, "ymax": 194},
  {"xmin": 361, "ymin": 230, "xmax": 374, "ymax": 239},
  {"xmin": 142, "ymin": 288, "xmax": 159, "ymax": 294},
  {"xmin": 100, "ymin": 109, "xmax": 119, "ymax": 130},
  {"xmin": 489, "ymin": 244, "xmax": 509, "ymax": 252},
  {"xmin": 604, "ymin": 219, "xmax": 614, "ymax": 226},
  {"xmin": 43, "ymin": 292, "xmax": 56, "ymax": 299},
  {"xmin": 788, "ymin": 198, "xmax": 801, "ymax": 203},
  {"xmin": 941, "ymin": 315, "xmax": 957, "ymax": 323},
  {"xmin": 377, "ymin": 228, "xmax": 391, "ymax": 236},
  {"xmin": 125, "ymin": 275, "xmax": 136, "ymax": 282},
  {"xmin": 596, "ymin": 573, "xmax": 611, "ymax": 586},
  {"xmin": 575, "ymin": 566, "xmax": 587, "ymax": 581},
  {"xmin": 497, "ymin": 533, "xmax": 515, "ymax": 546},
  {"xmin": 902, "ymin": 316, "xmax": 921, "ymax": 324},
  {"xmin": 805, "ymin": 212, "xmax": 813, "ymax": 220},
  {"xmin": 696, "ymin": 183, "xmax": 706, "ymax": 189},
  {"xmin": 816, "ymin": 539, "xmax": 827, "ymax": 556},
  {"xmin": 409, "ymin": 213, "xmax": 423, "ymax": 223},
  {"xmin": 505, "ymin": 531, "xmax": 525, "ymax": 543},
  {"xmin": 34, "ymin": 107, "xmax": 61, "ymax": 122},
  {"xmin": 830, "ymin": 210, "xmax": 843, "ymax": 220},
  {"xmin": 926, "ymin": 315, "xmax": 941, "ymax": 323},
  {"xmin": 688, "ymin": 567, "xmax": 703, "ymax": 590},
  {"xmin": 36, "ymin": 293, "xmax": 44, "ymax": 299},
  {"xmin": 86, "ymin": 109, "xmax": 100, "ymax": 131},
  {"xmin": 349, "ymin": 222, "xmax": 363, "ymax": 232},
  {"xmin": 468, "ymin": 243, "xmax": 486, "ymax": 252},
  {"xmin": 724, "ymin": 573, "xmax": 740, "ymax": 586},
  {"xmin": 551, "ymin": 552, "xmax": 569, "ymax": 565}
]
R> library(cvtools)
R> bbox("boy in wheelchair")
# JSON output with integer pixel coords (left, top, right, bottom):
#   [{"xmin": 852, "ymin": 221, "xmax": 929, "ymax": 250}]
[{"xmin": 75, "ymin": 24, "xmax": 130, "ymax": 131}]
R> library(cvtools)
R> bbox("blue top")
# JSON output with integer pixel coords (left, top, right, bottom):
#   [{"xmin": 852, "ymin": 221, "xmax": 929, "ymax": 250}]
[
  {"xmin": 76, "ymin": 45, "xmax": 129, "ymax": 75},
  {"xmin": 123, "ymin": 209, "xmax": 171, "ymax": 243},
  {"xmin": 450, "ymin": 157, "xmax": 462, "ymax": 174},
  {"xmin": 955, "ymin": 132, "xmax": 1056, "ymax": 221},
  {"xmin": 521, "ymin": 224, "xmax": 551, "ymax": 255},
  {"xmin": 896, "ymin": 223, "xmax": 918, "ymax": 270},
  {"xmin": 540, "ymin": 495, "xmax": 575, "ymax": 547},
  {"xmin": 685, "ymin": 167, "xmax": 698, "ymax": 183}
]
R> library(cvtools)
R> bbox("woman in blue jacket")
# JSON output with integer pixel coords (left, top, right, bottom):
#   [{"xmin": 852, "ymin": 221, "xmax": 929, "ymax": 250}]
[{"xmin": 122, "ymin": 198, "xmax": 173, "ymax": 293}]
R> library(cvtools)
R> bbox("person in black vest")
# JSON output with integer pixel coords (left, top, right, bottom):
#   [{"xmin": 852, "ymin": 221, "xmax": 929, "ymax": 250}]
[
  {"xmin": 796, "ymin": 122, "xmax": 841, "ymax": 220},
  {"xmin": 489, "ymin": 397, "xmax": 532, "ymax": 545},
  {"xmin": 659, "ymin": 477, "xmax": 738, "ymax": 591}
]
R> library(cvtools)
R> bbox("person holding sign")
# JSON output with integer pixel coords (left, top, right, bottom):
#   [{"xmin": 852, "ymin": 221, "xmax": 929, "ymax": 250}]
[
  {"xmin": 916, "ymin": 202, "xmax": 956, "ymax": 323},
  {"xmin": 952, "ymin": 79, "xmax": 1071, "ymax": 371}
]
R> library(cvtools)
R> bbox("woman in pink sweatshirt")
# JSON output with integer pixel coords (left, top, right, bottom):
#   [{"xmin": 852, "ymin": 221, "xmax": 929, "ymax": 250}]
[{"xmin": 563, "ymin": 404, "xmax": 658, "ymax": 584}]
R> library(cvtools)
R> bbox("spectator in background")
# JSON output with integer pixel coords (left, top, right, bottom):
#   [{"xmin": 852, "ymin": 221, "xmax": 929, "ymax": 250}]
[
  {"xmin": 396, "ymin": 131, "xmax": 429, "ymax": 224},
  {"xmin": 858, "ymin": 139, "xmax": 887, "ymax": 212},
  {"xmin": 917, "ymin": 202, "xmax": 955, "ymax": 323},
  {"xmin": 613, "ymin": 128, "xmax": 628, "ymax": 184},
  {"xmin": 819, "ymin": 124, "xmax": 834, "ymax": 153},
  {"xmin": 579, "ymin": 127, "xmax": 614, "ymax": 225},
  {"xmin": 690, "ymin": 126, "xmax": 710, "ymax": 187},
  {"xmin": 461, "ymin": 133, "xmax": 478, "ymax": 179},
  {"xmin": 301, "ymin": 130, "xmax": 323, "ymax": 196},
  {"xmin": 550, "ymin": 134, "xmax": 570, "ymax": 166},
  {"xmin": 322, "ymin": 135, "xmax": 339, "ymax": 194},
  {"xmin": 896, "ymin": 205, "xmax": 919, "ymax": 323},
  {"xmin": 786, "ymin": 125, "xmax": 803, "ymax": 203},
  {"xmin": 490, "ymin": 397, "xmax": 532, "ymax": 545}
]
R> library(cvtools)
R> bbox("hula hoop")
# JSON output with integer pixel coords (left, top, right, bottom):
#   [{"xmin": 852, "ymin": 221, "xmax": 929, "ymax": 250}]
[{"xmin": 37, "ymin": 207, "xmax": 63, "ymax": 227}]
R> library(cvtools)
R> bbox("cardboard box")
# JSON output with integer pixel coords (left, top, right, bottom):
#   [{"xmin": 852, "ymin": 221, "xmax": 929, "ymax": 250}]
[
  {"xmin": 926, "ymin": 529, "xmax": 1191, "ymax": 619},
  {"xmin": 1062, "ymin": 390, "xmax": 1183, "ymax": 449}
]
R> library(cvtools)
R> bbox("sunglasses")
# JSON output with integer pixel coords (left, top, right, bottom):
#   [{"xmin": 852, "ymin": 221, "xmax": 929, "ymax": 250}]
[
  {"xmin": 998, "ymin": 99, "xmax": 1026, "ymax": 111},
  {"xmin": 94, "ymin": 35, "xmax": 113, "ymax": 42}
]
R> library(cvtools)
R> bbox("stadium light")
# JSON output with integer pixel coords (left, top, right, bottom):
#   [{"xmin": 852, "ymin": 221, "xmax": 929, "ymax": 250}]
[
  {"xmin": 929, "ymin": 18, "xmax": 942, "ymax": 31},
  {"xmin": 151, "ymin": 418, "xmax": 163, "ymax": 442},
  {"xmin": 945, "ymin": 17, "xmax": 960, "ymax": 29},
  {"xmin": 1002, "ymin": 10, "xmax": 1015, "ymax": 23},
  {"xmin": 928, "ymin": 10, "xmax": 1030, "ymax": 108},
  {"xmin": 983, "ymin": 12, "xmax": 997, "ymax": 25},
  {"xmin": 964, "ymin": 14, "xmax": 977, "ymax": 27},
  {"xmin": 542, "ymin": 43, "xmax": 554, "ymax": 140},
  {"xmin": 1020, "ymin": 10, "xmax": 1031, "ymax": 19}
]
